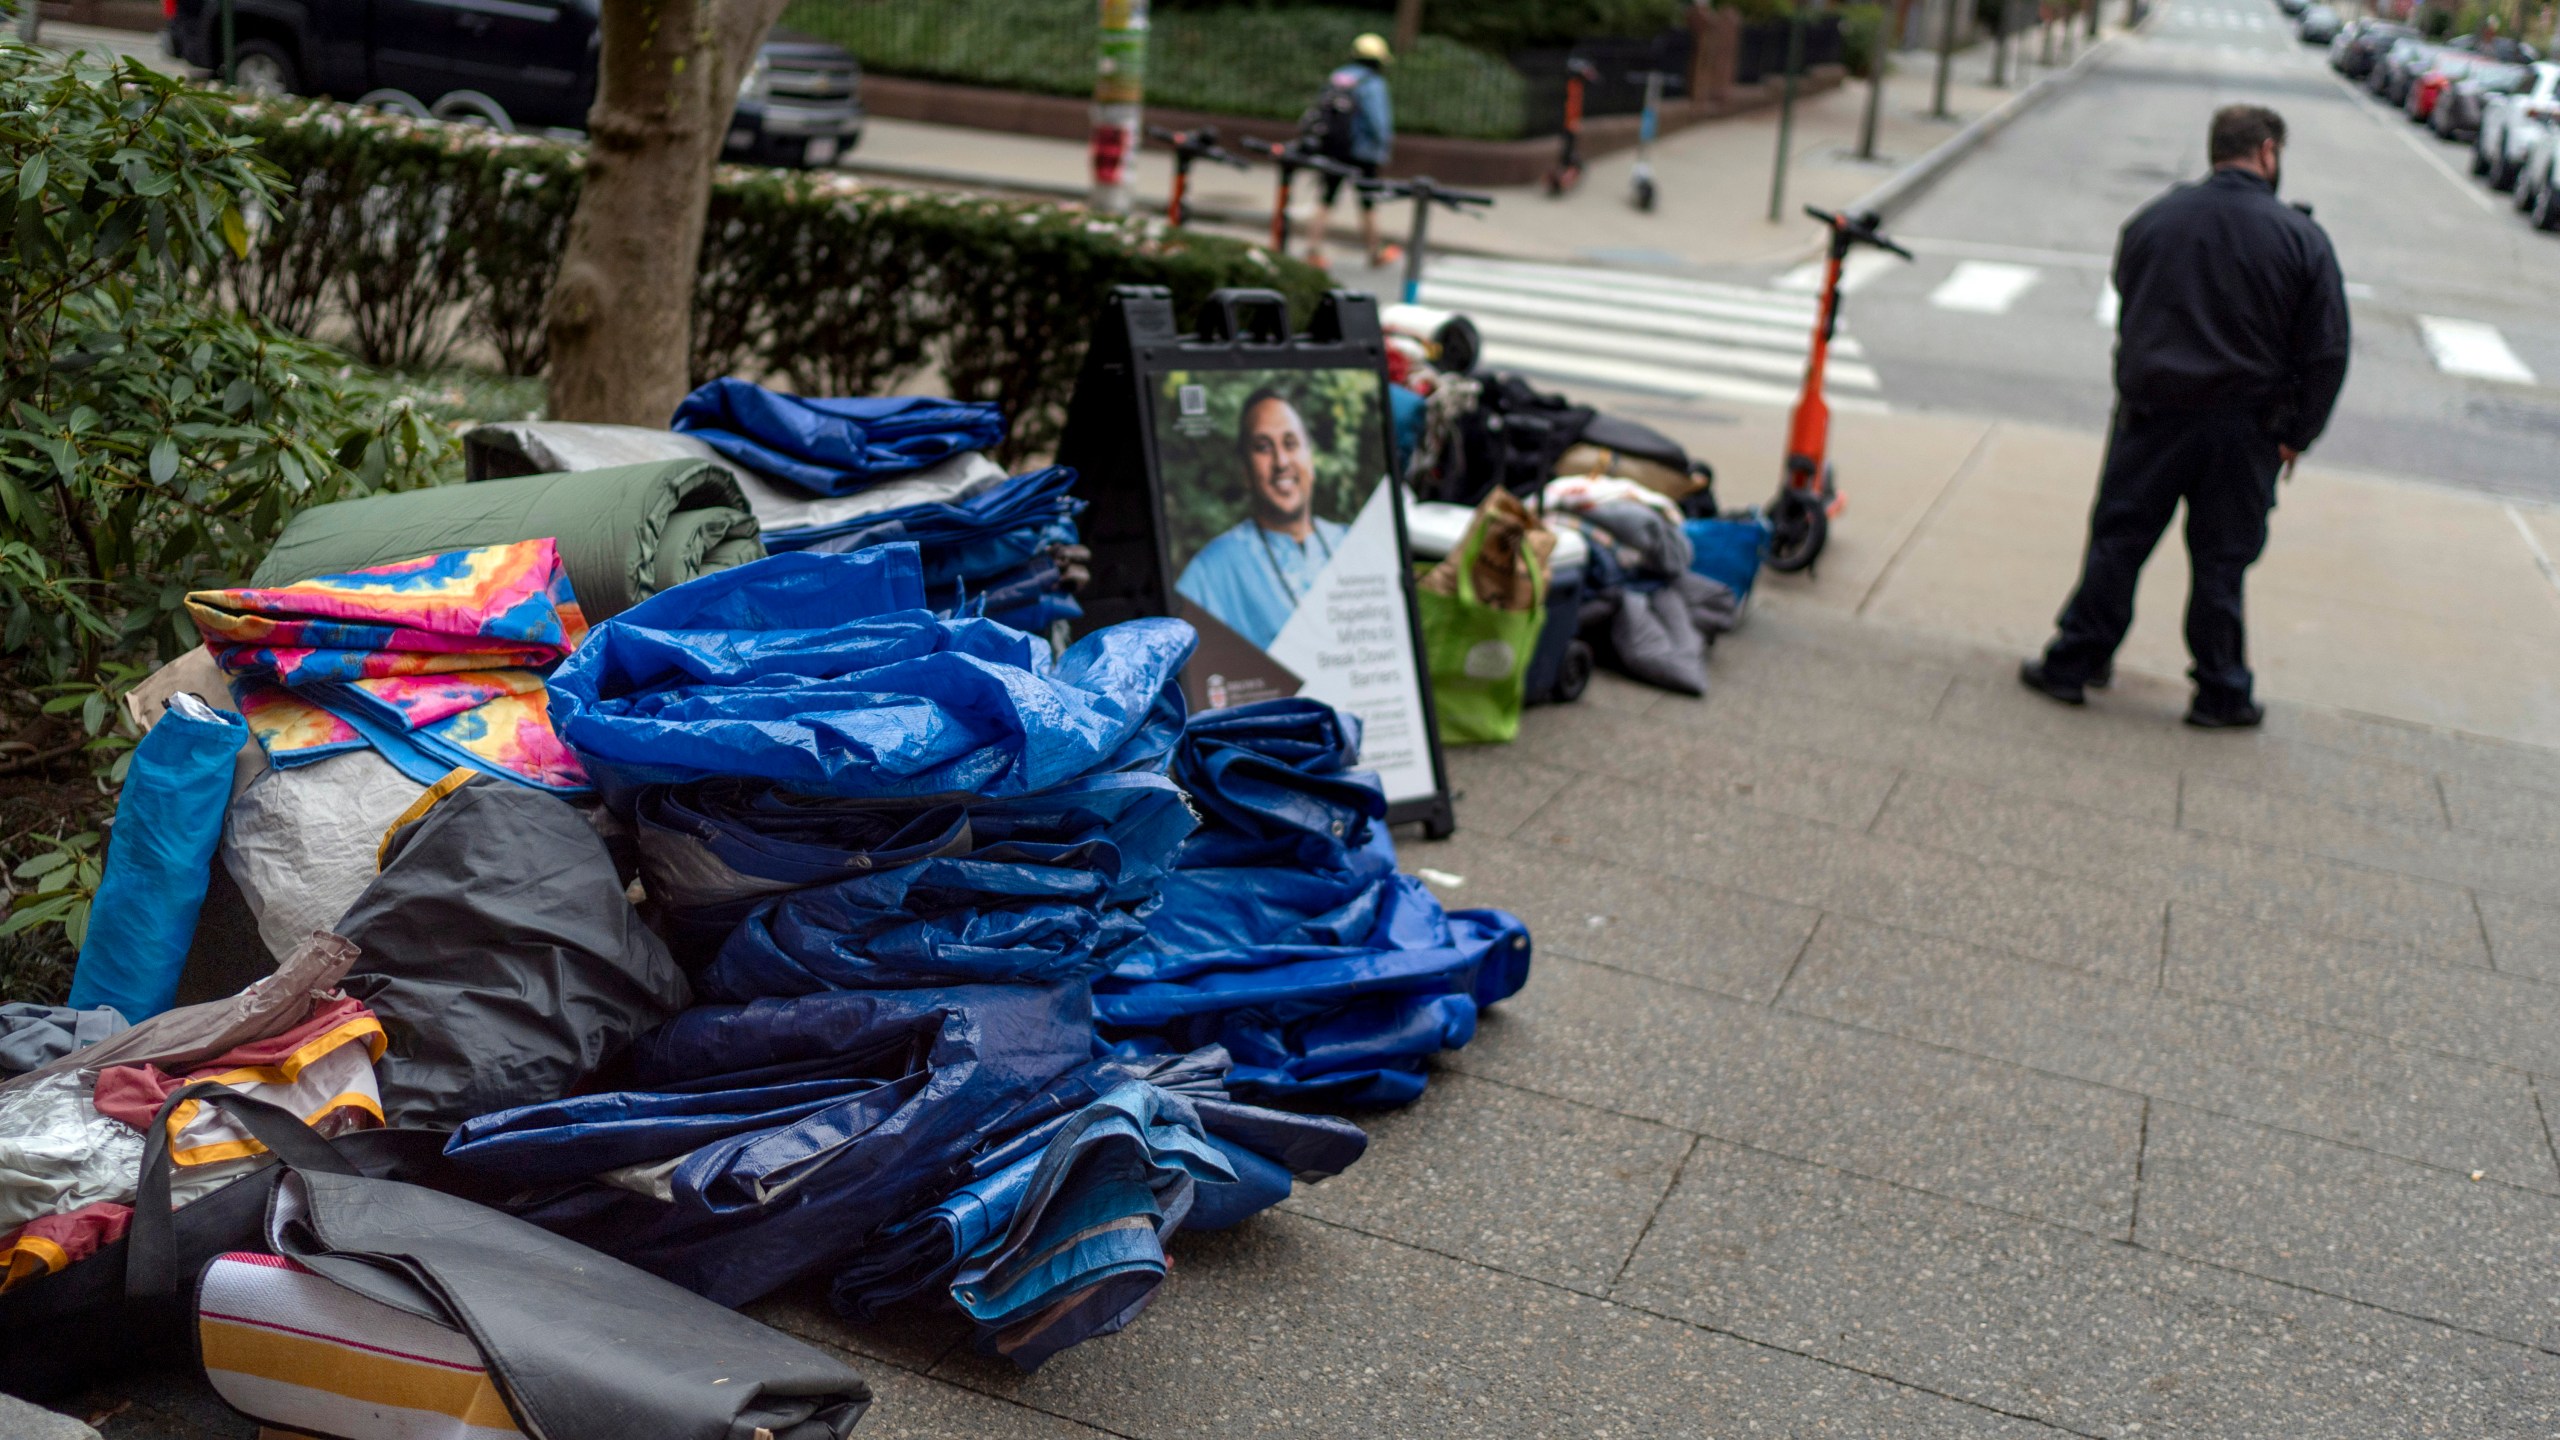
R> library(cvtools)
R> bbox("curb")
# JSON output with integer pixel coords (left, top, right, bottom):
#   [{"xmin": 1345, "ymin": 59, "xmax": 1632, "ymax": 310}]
[{"xmin": 1850, "ymin": 28, "xmax": 2126, "ymax": 220}]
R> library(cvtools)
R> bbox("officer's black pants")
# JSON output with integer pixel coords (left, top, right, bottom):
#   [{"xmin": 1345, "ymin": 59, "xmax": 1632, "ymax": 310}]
[{"xmin": 2042, "ymin": 405, "xmax": 2282, "ymax": 706}]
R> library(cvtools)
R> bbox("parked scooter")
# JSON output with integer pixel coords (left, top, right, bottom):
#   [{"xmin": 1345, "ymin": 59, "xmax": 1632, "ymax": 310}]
[
  {"xmin": 1547, "ymin": 59, "xmax": 1602, "ymax": 196},
  {"xmin": 1763, "ymin": 205, "xmax": 1910, "ymax": 573},
  {"xmin": 1240, "ymin": 135, "xmax": 1362, "ymax": 254},
  {"xmin": 1627, "ymin": 69, "xmax": 1677, "ymax": 212},
  {"xmin": 1145, "ymin": 124, "xmax": 1249, "ymax": 228},
  {"xmin": 1358, "ymin": 175, "xmax": 1495, "ymax": 303}
]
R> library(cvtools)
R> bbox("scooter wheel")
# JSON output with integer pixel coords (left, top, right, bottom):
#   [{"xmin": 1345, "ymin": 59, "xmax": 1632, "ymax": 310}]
[
  {"xmin": 1762, "ymin": 492, "xmax": 1828, "ymax": 573},
  {"xmin": 1636, "ymin": 177, "xmax": 1658, "ymax": 212},
  {"xmin": 1554, "ymin": 638, "xmax": 1595, "ymax": 704}
]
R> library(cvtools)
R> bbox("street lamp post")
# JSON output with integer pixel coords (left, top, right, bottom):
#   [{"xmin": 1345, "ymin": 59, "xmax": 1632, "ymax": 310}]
[
  {"xmin": 1091, "ymin": 0, "xmax": 1148, "ymax": 214},
  {"xmin": 1768, "ymin": 1, "xmax": 1806, "ymax": 220},
  {"xmin": 1933, "ymin": 0, "xmax": 1959, "ymax": 117}
]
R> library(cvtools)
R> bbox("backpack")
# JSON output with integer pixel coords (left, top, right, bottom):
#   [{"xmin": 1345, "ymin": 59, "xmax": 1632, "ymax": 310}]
[{"xmin": 1304, "ymin": 63, "xmax": 1366, "ymax": 161}]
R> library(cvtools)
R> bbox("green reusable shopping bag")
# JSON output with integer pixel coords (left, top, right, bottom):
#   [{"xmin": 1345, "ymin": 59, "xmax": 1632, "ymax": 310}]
[{"xmin": 1416, "ymin": 516, "xmax": 1546, "ymax": 746}]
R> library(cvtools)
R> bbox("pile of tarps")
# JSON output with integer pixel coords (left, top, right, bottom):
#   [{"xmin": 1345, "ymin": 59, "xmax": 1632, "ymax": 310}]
[
  {"xmin": 464, "ymin": 380, "xmax": 1090, "ymax": 635},
  {"xmin": 436, "ymin": 546, "xmax": 1394, "ymax": 1368}
]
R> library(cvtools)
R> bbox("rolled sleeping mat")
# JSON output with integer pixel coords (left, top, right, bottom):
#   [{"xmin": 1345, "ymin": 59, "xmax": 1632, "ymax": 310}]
[{"xmin": 251, "ymin": 459, "xmax": 763, "ymax": 620}]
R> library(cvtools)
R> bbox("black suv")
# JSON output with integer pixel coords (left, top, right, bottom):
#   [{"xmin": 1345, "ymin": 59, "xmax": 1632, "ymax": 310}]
[{"xmin": 167, "ymin": 0, "xmax": 862, "ymax": 168}]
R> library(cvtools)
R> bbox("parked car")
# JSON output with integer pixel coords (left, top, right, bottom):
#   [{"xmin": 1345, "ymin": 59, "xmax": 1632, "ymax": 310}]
[
  {"xmin": 2371, "ymin": 36, "xmax": 2443, "ymax": 103},
  {"xmin": 2298, "ymin": 5, "xmax": 2343, "ymax": 44},
  {"xmin": 2408, "ymin": 50, "xmax": 2480, "ymax": 121},
  {"xmin": 2432, "ymin": 57, "xmax": 2525, "ymax": 135},
  {"xmin": 2477, "ymin": 60, "xmax": 2560, "ymax": 187},
  {"xmin": 165, "ymin": 0, "xmax": 863, "ymax": 168},
  {"xmin": 2513, "ymin": 122, "xmax": 2560, "ymax": 222},
  {"xmin": 2274, "ymin": 0, "xmax": 2308, "ymax": 16},
  {"xmin": 2333, "ymin": 19, "xmax": 2415, "ymax": 77}
]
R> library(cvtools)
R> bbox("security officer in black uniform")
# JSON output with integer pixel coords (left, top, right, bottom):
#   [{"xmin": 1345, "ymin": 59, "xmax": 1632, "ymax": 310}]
[{"xmin": 2023, "ymin": 104, "xmax": 2350, "ymax": 728}]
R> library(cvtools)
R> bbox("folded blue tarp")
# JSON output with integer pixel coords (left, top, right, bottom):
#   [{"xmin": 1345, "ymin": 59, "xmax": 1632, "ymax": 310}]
[
  {"xmin": 1101, "ymin": 698, "xmax": 1535, "ymax": 1106},
  {"xmin": 444, "ymin": 980, "xmax": 1095, "ymax": 1307},
  {"xmin": 696, "ymin": 773, "xmax": 1197, "ymax": 1001},
  {"xmin": 547, "ymin": 546, "xmax": 1191, "ymax": 801},
  {"xmin": 672, "ymin": 380, "xmax": 1006, "ymax": 496},
  {"xmin": 778, "ymin": 466, "xmax": 1081, "ymax": 573},
  {"xmin": 828, "ymin": 1044, "xmax": 1365, "ymax": 1353}
]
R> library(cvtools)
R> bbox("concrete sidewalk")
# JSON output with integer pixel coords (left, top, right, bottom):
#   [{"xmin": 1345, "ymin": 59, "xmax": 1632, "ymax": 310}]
[{"xmin": 846, "ymin": 26, "xmax": 2123, "ymax": 271}]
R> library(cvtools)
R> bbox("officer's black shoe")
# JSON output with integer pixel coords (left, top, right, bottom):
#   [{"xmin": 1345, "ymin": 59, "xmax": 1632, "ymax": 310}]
[
  {"xmin": 2088, "ymin": 664, "xmax": 2113, "ymax": 689},
  {"xmin": 2184, "ymin": 696, "xmax": 2264, "ymax": 729},
  {"xmin": 2019, "ymin": 659, "xmax": 2086, "ymax": 706}
]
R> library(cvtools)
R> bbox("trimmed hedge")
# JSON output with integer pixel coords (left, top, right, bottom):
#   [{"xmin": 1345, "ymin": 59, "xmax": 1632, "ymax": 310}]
[{"xmin": 221, "ymin": 100, "xmax": 1330, "ymax": 458}]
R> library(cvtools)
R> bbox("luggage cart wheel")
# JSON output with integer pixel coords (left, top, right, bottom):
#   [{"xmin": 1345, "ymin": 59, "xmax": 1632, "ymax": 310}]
[
  {"xmin": 1554, "ymin": 638, "xmax": 1595, "ymax": 703},
  {"xmin": 1635, "ymin": 177, "xmax": 1657, "ymax": 212}
]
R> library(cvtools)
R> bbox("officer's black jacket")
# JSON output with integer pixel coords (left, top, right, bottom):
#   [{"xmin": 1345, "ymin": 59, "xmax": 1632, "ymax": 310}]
[{"xmin": 2113, "ymin": 167, "xmax": 2351, "ymax": 451}]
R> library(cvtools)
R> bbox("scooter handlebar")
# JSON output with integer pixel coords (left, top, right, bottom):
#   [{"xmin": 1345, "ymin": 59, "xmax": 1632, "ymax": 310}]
[
  {"xmin": 1803, "ymin": 204, "xmax": 1913, "ymax": 260},
  {"xmin": 1360, "ymin": 176, "xmax": 1497, "ymax": 210}
]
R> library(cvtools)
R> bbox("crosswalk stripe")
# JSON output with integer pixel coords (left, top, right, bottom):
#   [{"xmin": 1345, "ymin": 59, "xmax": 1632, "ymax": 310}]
[
  {"xmin": 1416, "ymin": 278, "xmax": 1830, "ymax": 348},
  {"xmin": 1430, "ymin": 256, "xmax": 1813, "ymax": 317},
  {"xmin": 1772, "ymin": 250, "xmax": 1900, "ymax": 296},
  {"xmin": 1456, "ymin": 310, "xmax": 1882, "ymax": 391},
  {"xmin": 2418, "ymin": 316, "xmax": 2536, "ymax": 384},
  {"xmin": 1415, "ymin": 280, "xmax": 1863, "ymax": 359},
  {"xmin": 1413, "ymin": 254, "xmax": 1887, "ymax": 412},
  {"xmin": 1929, "ymin": 261, "xmax": 2042, "ymax": 314}
]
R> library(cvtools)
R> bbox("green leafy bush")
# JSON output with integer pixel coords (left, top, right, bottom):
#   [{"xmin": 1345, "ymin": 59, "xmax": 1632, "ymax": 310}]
[
  {"xmin": 1841, "ymin": 2, "xmax": 1889, "ymax": 77},
  {"xmin": 0, "ymin": 44, "xmax": 457, "ymax": 693},
  {"xmin": 781, "ymin": 0, "xmax": 1533, "ymax": 138},
  {"xmin": 224, "ymin": 99, "xmax": 1333, "ymax": 460}
]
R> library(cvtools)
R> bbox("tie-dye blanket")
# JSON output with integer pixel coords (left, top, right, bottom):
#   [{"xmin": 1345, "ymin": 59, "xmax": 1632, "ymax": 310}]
[{"xmin": 186, "ymin": 540, "xmax": 591, "ymax": 792}]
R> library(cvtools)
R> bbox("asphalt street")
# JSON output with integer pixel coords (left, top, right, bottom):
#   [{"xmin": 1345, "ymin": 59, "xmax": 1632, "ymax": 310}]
[{"xmin": 1790, "ymin": 0, "xmax": 2560, "ymax": 499}]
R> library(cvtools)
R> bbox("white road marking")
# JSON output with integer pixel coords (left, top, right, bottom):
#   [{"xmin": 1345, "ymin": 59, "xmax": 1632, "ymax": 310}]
[
  {"xmin": 2504, "ymin": 504, "xmax": 2560, "ymax": 614},
  {"xmin": 2096, "ymin": 283, "xmax": 2120, "ymax": 327},
  {"xmin": 1772, "ymin": 249, "xmax": 1902, "ymax": 295},
  {"xmin": 2418, "ymin": 316, "xmax": 2537, "ymax": 383},
  {"xmin": 1412, "ymin": 254, "xmax": 1891, "ymax": 412},
  {"xmin": 1928, "ymin": 261, "xmax": 2043, "ymax": 314}
]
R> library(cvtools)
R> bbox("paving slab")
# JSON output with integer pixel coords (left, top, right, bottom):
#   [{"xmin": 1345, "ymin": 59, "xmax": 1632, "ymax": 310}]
[
  {"xmin": 1930, "ymin": 672, "xmax": 2455, "ymax": 830},
  {"xmin": 1513, "ymin": 771, "xmax": 2166, "ymax": 982},
  {"xmin": 2136, "ymin": 1105, "xmax": 2560, "ymax": 1353},
  {"xmin": 2180, "ymin": 776, "xmax": 2560, "ymax": 910},
  {"xmin": 1400, "ymin": 829, "xmax": 1818, "ymax": 1003},
  {"xmin": 927, "ymin": 1210, "xmax": 2065, "ymax": 1439},
  {"xmin": 1502, "ymin": 702, "xmax": 1903, "ymax": 831},
  {"xmin": 2473, "ymin": 892, "xmax": 2560, "ymax": 986},
  {"xmin": 1612, "ymin": 1137, "xmax": 2560, "ymax": 1439},
  {"xmin": 2440, "ymin": 773, "xmax": 2560, "ymax": 849},
  {"xmin": 1781, "ymin": 914, "xmax": 2560, "ymax": 1192},
  {"xmin": 1874, "ymin": 770, "xmax": 2489, "ymax": 965},
  {"xmin": 852, "ymin": 1364, "xmax": 1124, "ymax": 1440},
  {"xmin": 1454, "ymin": 954, "xmax": 2143, "ymax": 1233},
  {"xmin": 1670, "ymin": 678, "xmax": 2182, "ymax": 825},
  {"xmin": 1437, "ymin": 746, "xmax": 1576, "ymax": 841},
  {"xmin": 2166, "ymin": 905, "xmax": 2560, "ymax": 1074},
  {"xmin": 1682, "ymin": 602, "xmax": 1963, "ymax": 721},
  {"xmin": 1279, "ymin": 1071, "xmax": 1692, "ymax": 1295}
]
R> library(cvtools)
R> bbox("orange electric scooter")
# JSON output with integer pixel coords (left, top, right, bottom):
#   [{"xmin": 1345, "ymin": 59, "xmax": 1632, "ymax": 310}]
[{"xmin": 1762, "ymin": 205, "xmax": 1910, "ymax": 573}]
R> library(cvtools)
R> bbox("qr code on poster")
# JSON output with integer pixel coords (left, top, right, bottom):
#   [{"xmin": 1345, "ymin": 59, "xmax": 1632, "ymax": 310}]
[{"xmin": 1178, "ymin": 384, "xmax": 1207, "ymax": 417}]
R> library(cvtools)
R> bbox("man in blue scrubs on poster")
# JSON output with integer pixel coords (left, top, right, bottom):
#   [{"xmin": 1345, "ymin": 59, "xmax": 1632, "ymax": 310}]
[{"xmin": 1176, "ymin": 387, "xmax": 1350, "ymax": 650}]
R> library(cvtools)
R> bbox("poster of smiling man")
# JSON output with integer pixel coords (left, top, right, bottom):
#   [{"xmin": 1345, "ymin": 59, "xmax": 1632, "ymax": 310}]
[{"xmin": 1150, "ymin": 364, "xmax": 1437, "ymax": 812}]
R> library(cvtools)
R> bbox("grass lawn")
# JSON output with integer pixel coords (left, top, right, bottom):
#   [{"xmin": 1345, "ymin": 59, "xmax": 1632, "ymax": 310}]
[{"xmin": 784, "ymin": 0, "xmax": 1532, "ymax": 139}]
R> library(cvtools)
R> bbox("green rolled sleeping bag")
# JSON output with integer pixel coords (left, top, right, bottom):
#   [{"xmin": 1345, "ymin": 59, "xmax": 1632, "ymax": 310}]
[{"xmin": 251, "ymin": 460, "xmax": 764, "ymax": 620}]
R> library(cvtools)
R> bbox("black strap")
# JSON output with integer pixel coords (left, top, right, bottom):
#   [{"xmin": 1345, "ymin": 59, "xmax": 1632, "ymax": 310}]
[{"xmin": 126, "ymin": 1079, "xmax": 360, "ymax": 1299}]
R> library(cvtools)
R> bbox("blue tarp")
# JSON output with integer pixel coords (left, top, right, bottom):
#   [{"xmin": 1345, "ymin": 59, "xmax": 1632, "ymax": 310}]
[
  {"xmin": 445, "ymin": 980, "xmax": 1096, "ymax": 1307},
  {"xmin": 1099, "ymin": 699, "xmax": 1534, "ymax": 1106},
  {"xmin": 547, "ymin": 547, "xmax": 1191, "ymax": 801},
  {"xmin": 765, "ymin": 467, "xmax": 1088, "ymax": 636},
  {"xmin": 696, "ymin": 773, "xmax": 1196, "ymax": 1001},
  {"xmin": 672, "ymin": 380, "xmax": 1006, "ymax": 496}
]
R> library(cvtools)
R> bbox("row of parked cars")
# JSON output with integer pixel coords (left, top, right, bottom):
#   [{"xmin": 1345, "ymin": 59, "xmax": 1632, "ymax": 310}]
[{"xmin": 2325, "ymin": 16, "xmax": 2560, "ymax": 228}]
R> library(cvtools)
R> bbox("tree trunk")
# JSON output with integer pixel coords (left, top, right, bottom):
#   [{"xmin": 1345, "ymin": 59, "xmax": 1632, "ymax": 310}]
[
  {"xmin": 1392, "ymin": 0, "xmax": 1423, "ymax": 58},
  {"xmin": 544, "ymin": 0, "xmax": 789, "ymax": 424}
]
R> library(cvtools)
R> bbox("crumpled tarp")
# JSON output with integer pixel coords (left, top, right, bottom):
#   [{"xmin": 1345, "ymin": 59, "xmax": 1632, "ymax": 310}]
[
  {"xmin": 443, "ymin": 980, "xmax": 1095, "ymax": 1307},
  {"xmin": 0, "ymin": 1004, "xmax": 126, "ymax": 1078},
  {"xmin": 253, "ymin": 459, "xmax": 763, "ymax": 623},
  {"xmin": 191, "ymin": 539, "xmax": 591, "ymax": 792},
  {"xmin": 335, "ymin": 774, "xmax": 692, "ymax": 1129},
  {"xmin": 787, "ymin": 466, "xmax": 1089, "ymax": 635},
  {"xmin": 547, "ymin": 546, "xmax": 1190, "ymax": 801},
  {"xmin": 828, "ymin": 1043, "xmax": 1364, "ymax": 1348},
  {"xmin": 1099, "ymin": 699, "xmax": 1534, "ymax": 1105},
  {"xmin": 219, "ymin": 747, "xmax": 429, "ymax": 961},
  {"xmin": 694, "ymin": 772, "xmax": 1196, "ymax": 1001},
  {"xmin": 672, "ymin": 380, "xmax": 1005, "ymax": 496},
  {"xmin": 68, "ymin": 694, "xmax": 249, "ymax": 1023}
]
